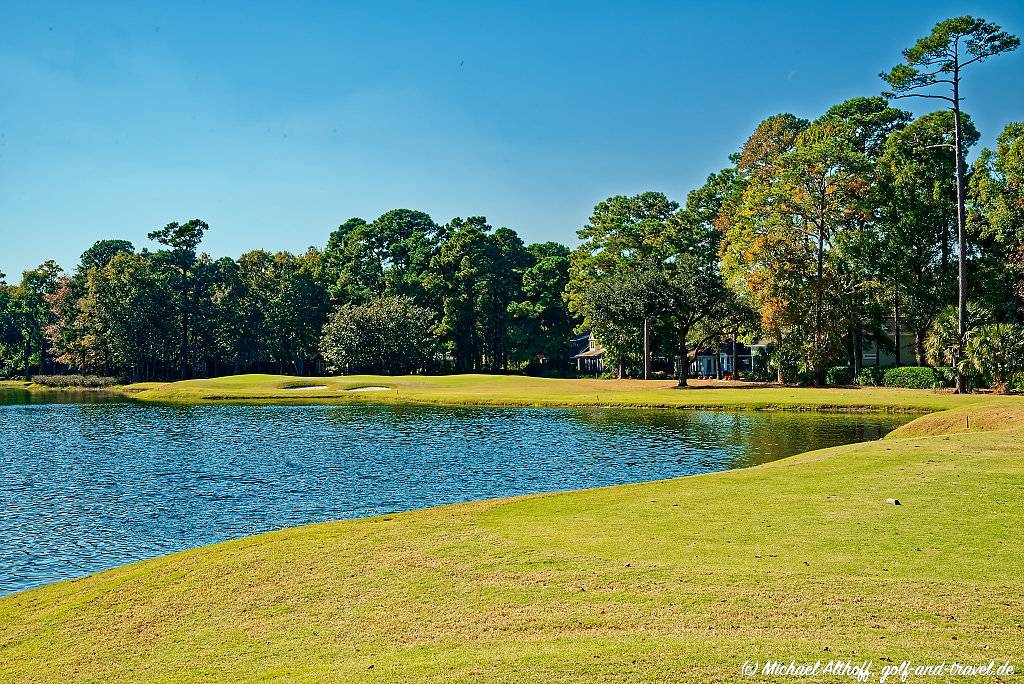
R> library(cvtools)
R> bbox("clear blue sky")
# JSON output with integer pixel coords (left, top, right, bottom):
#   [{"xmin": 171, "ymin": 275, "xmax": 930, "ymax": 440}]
[{"xmin": 2, "ymin": 1, "xmax": 1022, "ymax": 278}]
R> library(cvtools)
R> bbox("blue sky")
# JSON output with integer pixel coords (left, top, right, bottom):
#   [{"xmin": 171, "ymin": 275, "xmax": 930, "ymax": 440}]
[{"xmin": 1, "ymin": 1, "xmax": 1022, "ymax": 278}]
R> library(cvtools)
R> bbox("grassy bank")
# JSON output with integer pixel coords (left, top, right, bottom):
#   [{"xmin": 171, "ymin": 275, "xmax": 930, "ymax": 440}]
[
  {"xmin": 119, "ymin": 373, "xmax": 998, "ymax": 413},
  {"xmin": 1, "ymin": 399, "xmax": 1022, "ymax": 682}
]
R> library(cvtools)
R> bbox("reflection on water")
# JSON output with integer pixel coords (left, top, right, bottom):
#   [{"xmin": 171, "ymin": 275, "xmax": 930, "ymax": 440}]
[
  {"xmin": 0, "ymin": 388, "xmax": 126, "ymax": 405},
  {"xmin": 0, "ymin": 392, "xmax": 909, "ymax": 594}
]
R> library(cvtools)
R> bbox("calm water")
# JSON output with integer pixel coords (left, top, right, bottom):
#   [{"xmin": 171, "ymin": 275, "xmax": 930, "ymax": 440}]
[{"xmin": 0, "ymin": 391, "xmax": 910, "ymax": 594}]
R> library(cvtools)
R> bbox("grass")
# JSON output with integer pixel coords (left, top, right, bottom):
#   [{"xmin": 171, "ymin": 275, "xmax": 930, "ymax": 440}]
[
  {"xmin": 1, "ymin": 395, "xmax": 1023, "ymax": 682},
  {"xmin": 116, "ymin": 373, "xmax": 1000, "ymax": 413}
]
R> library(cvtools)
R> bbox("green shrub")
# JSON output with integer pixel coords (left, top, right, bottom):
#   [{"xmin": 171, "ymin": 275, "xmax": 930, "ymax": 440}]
[
  {"xmin": 932, "ymin": 366, "xmax": 957, "ymax": 388},
  {"xmin": 794, "ymin": 370, "xmax": 816, "ymax": 387},
  {"xmin": 320, "ymin": 295, "xmax": 437, "ymax": 375},
  {"xmin": 31, "ymin": 374, "xmax": 119, "ymax": 388},
  {"xmin": 857, "ymin": 366, "xmax": 885, "ymax": 386},
  {"xmin": 964, "ymin": 323, "xmax": 1024, "ymax": 394},
  {"xmin": 768, "ymin": 345, "xmax": 800, "ymax": 383},
  {"xmin": 825, "ymin": 366, "xmax": 853, "ymax": 386},
  {"xmin": 882, "ymin": 366, "xmax": 938, "ymax": 389}
]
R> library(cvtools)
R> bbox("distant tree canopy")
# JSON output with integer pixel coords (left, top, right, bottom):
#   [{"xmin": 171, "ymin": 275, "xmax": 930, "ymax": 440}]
[{"xmin": 4, "ymin": 207, "xmax": 576, "ymax": 380}]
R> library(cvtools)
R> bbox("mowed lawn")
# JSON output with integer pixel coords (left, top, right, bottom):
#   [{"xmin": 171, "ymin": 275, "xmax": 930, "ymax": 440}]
[
  {"xmin": 1, "ymin": 396, "xmax": 1023, "ymax": 682},
  {"xmin": 120, "ymin": 373, "xmax": 997, "ymax": 413}
]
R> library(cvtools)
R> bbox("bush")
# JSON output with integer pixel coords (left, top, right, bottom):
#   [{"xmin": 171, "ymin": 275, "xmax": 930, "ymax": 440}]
[
  {"xmin": 794, "ymin": 370, "xmax": 816, "ymax": 387},
  {"xmin": 932, "ymin": 366, "xmax": 957, "ymax": 388},
  {"xmin": 857, "ymin": 366, "xmax": 885, "ymax": 387},
  {"xmin": 964, "ymin": 323, "xmax": 1024, "ymax": 394},
  {"xmin": 320, "ymin": 295, "xmax": 437, "ymax": 375},
  {"xmin": 31, "ymin": 374, "xmax": 119, "ymax": 388},
  {"xmin": 925, "ymin": 303, "xmax": 990, "ymax": 368},
  {"xmin": 882, "ymin": 366, "xmax": 938, "ymax": 389},
  {"xmin": 825, "ymin": 366, "xmax": 853, "ymax": 386}
]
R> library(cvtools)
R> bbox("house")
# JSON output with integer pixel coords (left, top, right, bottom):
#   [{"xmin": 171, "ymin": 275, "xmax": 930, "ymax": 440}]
[
  {"xmin": 570, "ymin": 330, "xmax": 605, "ymax": 373},
  {"xmin": 859, "ymin": 319, "xmax": 922, "ymax": 368},
  {"xmin": 690, "ymin": 338, "xmax": 770, "ymax": 378}
]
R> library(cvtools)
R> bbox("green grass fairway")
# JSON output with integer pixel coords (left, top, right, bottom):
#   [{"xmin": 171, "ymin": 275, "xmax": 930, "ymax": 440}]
[
  {"xmin": 120, "ymin": 373, "xmax": 997, "ymax": 413},
  {"xmin": 1, "ymin": 399, "xmax": 1023, "ymax": 682}
]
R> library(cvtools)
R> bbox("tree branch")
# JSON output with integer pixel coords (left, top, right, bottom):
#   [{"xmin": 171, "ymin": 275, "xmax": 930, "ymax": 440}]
[{"xmin": 891, "ymin": 93, "xmax": 955, "ymax": 103}]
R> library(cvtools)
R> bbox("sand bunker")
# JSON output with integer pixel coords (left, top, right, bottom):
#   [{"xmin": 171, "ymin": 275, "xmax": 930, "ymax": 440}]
[{"xmin": 346, "ymin": 386, "xmax": 391, "ymax": 392}]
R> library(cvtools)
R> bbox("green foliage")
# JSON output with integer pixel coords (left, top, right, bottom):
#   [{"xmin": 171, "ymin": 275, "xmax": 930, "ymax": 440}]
[
  {"xmin": 320, "ymin": 296, "xmax": 437, "ymax": 375},
  {"xmin": 856, "ymin": 366, "xmax": 886, "ymax": 387},
  {"xmin": 31, "ymin": 374, "xmax": 119, "ymax": 388},
  {"xmin": 78, "ymin": 240, "xmax": 135, "ymax": 274},
  {"xmin": 932, "ymin": 366, "xmax": 957, "ymax": 388},
  {"xmin": 883, "ymin": 366, "xmax": 938, "ymax": 389},
  {"xmin": 924, "ymin": 303, "xmax": 989, "ymax": 371},
  {"xmin": 964, "ymin": 323, "xmax": 1024, "ymax": 393},
  {"xmin": 747, "ymin": 349, "xmax": 772, "ymax": 382},
  {"xmin": 881, "ymin": 17, "xmax": 1019, "ymax": 96},
  {"xmin": 825, "ymin": 366, "xmax": 854, "ymax": 386},
  {"xmin": 767, "ymin": 343, "xmax": 800, "ymax": 384},
  {"xmin": 508, "ymin": 252, "xmax": 573, "ymax": 373},
  {"xmin": 969, "ymin": 122, "xmax": 1024, "ymax": 320}
]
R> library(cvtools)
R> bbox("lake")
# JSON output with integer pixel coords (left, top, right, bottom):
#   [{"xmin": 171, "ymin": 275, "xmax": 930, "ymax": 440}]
[{"xmin": 0, "ymin": 391, "xmax": 910, "ymax": 594}]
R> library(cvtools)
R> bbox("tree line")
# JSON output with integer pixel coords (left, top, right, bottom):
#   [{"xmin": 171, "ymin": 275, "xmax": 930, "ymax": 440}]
[
  {"xmin": 1, "ymin": 16, "xmax": 1021, "ymax": 391},
  {"xmin": 0, "ymin": 211, "xmax": 577, "ymax": 380}
]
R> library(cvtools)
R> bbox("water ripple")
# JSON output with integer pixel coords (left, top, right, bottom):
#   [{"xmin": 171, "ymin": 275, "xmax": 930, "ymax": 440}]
[{"xmin": 0, "ymin": 398, "xmax": 908, "ymax": 594}]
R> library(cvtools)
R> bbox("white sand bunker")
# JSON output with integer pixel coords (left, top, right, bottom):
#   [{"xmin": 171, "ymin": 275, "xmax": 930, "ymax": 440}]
[
  {"xmin": 346, "ymin": 386, "xmax": 391, "ymax": 392},
  {"xmin": 283, "ymin": 385, "xmax": 328, "ymax": 391}
]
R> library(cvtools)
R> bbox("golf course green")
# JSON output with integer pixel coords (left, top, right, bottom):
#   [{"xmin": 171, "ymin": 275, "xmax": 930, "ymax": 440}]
[{"xmin": 114, "ymin": 373, "xmax": 995, "ymax": 413}]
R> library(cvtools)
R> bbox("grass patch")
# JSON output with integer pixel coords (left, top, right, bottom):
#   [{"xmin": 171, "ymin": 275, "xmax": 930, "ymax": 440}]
[
  {"xmin": 119, "ymin": 373, "xmax": 998, "ymax": 413},
  {"xmin": 0, "ymin": 398, "xmax": 1022, "ymax": 681}
]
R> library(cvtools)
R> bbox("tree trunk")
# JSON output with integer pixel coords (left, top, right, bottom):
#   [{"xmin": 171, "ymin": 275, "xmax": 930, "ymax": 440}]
[
  {"xmin": 617, "ymin": 356, "xmax": 624, "ymax": 380},
  {"xmin": 915, "ymin": 330, "xmax": 926, "ymax": 367},
  {"xmin": 731, "ymin": 331, "xmax": 739, "ymax": 379},
  {"xmin": 643, "ymin": 318, "xmax": 649, "ymax": 380},
  {"xmin": 676, "ymin": 326, "xmax": 688, "ymax": 387},
  {"xmin": 814, "ymin": 222, "xmax": 825, "ymax": 385},
  {"xmin": 893, "ymin": 290, "xmax": 902, "ymax": 367},
  {"xmin": 853, "ymin": 327, "xmax": 862, "ymax": 375},
  {"xmin": 179, "ymin": 267, "xmax": 190, "ymax": 380},
  {"xmin": 23, "ymin": 335, "xmax": 31, "ymax": 378},
  {"xmin": 952, "ymin": 64, "xmax": 968, "ymax": 394},
  {"xmin": 775, "ymin": 335, "xmax": 784, "ymax": 384}
]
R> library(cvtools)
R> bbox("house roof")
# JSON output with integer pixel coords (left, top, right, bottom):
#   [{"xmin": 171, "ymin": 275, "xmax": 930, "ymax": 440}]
[{"xmin": 572, "ymin": 348, "xmax": 606, "ymax": 359}]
